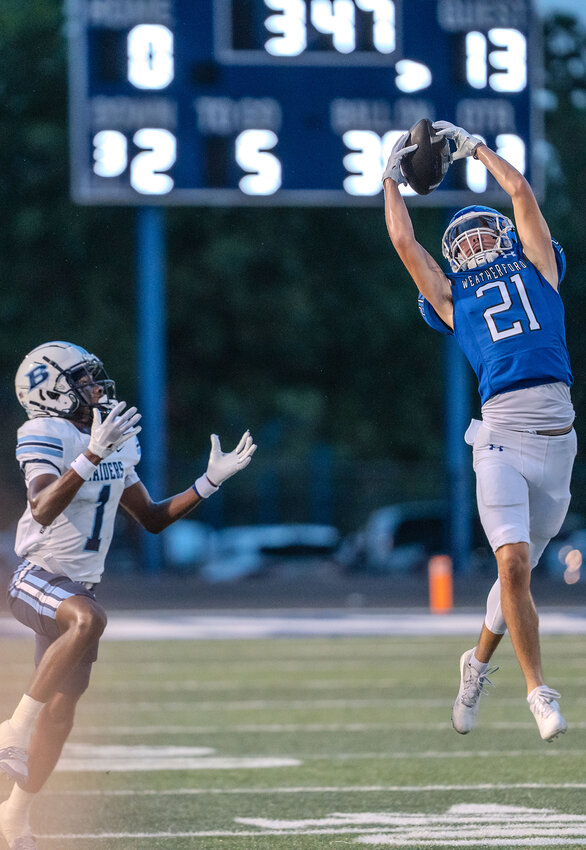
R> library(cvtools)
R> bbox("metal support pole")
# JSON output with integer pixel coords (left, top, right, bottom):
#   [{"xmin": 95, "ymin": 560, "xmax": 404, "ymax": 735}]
[
  {"xmin": 444, "ymin": 333, "xmax": 473, "ymax": 574},
  {"xmin": 137, "ymin": 206, "xmax": 167, "ymax": 575}
]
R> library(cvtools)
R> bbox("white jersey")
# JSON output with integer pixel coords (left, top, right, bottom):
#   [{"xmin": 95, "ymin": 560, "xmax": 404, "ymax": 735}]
[{"xmin": 14, "ymin": 416, "xmax": 141, "ymax": 583}]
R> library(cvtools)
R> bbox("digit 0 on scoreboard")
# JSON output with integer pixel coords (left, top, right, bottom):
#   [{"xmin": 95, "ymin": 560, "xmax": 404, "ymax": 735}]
[{"xmin": 67, "ymin": 0, "xmax": 541, "ymax": 206}]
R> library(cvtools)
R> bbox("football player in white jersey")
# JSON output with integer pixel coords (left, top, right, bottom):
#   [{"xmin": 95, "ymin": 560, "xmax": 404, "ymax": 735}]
[
  {"xmin": 383, "ymin": 122, "xmax": 576, "ymax": 743},
  {"xmin": 0, "ymin": 341, "xmax": 257, "ymax": 850}
]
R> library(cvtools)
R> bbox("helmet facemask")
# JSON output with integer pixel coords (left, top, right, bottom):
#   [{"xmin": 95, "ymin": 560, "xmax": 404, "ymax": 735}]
[
  {"xmin": 442, "ymin": 209, "xmax": 516, "ymax": 272},
  {"xmin": 56, "ymin": 360, "xmax": 117, "ymax": 417}
]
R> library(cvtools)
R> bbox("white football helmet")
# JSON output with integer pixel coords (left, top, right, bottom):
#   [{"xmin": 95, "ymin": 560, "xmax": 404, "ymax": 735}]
[
  {"xmin": 442, "ymin": 205, "xmax": 517, "ymax": 272},
  {"xmin": 15, "ymin": 341, "xmax": 116, "ymax": 419}
]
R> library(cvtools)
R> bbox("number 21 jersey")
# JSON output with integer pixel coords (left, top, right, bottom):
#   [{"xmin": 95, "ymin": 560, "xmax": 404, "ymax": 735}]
[{"xmin": 419, "ymin": 240, "xmax": 573, "ymax": 405}]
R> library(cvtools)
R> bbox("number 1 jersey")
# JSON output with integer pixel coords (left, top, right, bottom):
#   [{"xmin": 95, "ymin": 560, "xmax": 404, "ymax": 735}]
[
  {"xmin": 418, "ymin": 240, "xmax": 573, "ymax": 404},
  {"xmin": 14, "ymin": 416, "xmax": 141, "ymax": 583}
]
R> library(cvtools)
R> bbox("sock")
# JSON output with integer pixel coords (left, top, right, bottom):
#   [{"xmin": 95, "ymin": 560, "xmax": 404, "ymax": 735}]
[
  {"xmin": 470, "ymin": 649, "xmax": 490, "ymax": 675},
  {"xmin": 10, "ymin": 694, "xmax": 45, "ymax": 744},
  {"xmin": 0, "ymin": 786, "xmax": 35, "ymax": 843}
]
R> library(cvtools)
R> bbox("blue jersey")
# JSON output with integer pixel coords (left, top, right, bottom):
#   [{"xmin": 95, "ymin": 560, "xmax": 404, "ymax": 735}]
[{"xmin": 418, "ymin": 240, "xmax": 573, "ymax": 404}]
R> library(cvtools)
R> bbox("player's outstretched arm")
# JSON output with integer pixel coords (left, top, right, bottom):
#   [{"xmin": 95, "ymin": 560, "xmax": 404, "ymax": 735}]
[
  {"xmin": 120, "ymin": 430, "xmax": 257, "ymax": 533},
  {"xmin": 474, "ymin": 145, "xmax": 557, "ymax": 286},
  {"xmin": 434, "ymin": 120, "xmax": 557, "ymax": 286},
  {"xmin": 383, "ymin": 136, "xmax": 453, "ymax": 328}
]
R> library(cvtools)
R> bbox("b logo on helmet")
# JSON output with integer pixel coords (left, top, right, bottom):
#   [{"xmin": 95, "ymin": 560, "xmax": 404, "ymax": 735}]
[{"xmin": 26, "ymin": 365, "xmax": 50, "ymax": 392}]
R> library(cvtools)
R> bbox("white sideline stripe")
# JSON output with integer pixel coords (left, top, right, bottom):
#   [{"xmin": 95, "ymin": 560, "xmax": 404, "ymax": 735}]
[
  {"xmin": 47, "ymin": 782, "xmax": 586, "ymax": 797},
  {"xmin": 3, "ymin": 609, "xmax": 586, "ymax": 639}
]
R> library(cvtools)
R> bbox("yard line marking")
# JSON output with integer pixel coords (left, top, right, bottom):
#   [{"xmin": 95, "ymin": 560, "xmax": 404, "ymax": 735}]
[
  {"xmin": 237, "ymin": 804, "xmax": 586, "ymax": 845},
  {"xmin": 35, "ymin": 803, "xmax": 586, "ymax": 846},
  {"xmin": 71, "ymin": 720, "xmax": 586, "ymax": 736},
  {"xmin": 76, "ymin": 696, "xmax": 586, "ymax": 710},
  {"xmin": 52, "ymin": 743, "xmax": 580, "ymax": 773},
  {"xmin": 73, "ymin": 722, "xmax": 427, "ymax": 735},
  {"xmin": 36, "ymin": 834, "xmax": 586, "ymax": 845},
  {"xmin": 300, "ymin": 749, "xmax": 578, "ymax": 760},
  {"xmin": 100, "ymin": 677, "xmax": 399, "ymax": 693},
  {"xmin": 55, "ymin": 744, "xmax": 299, "ymax": 772},
  {"xmin": 357, "ymin": 840, "xmax": 586, "ymax": 847},
  {"xmin": 47, "ymin": 782, "xmax": 586, "ymax": 797}
]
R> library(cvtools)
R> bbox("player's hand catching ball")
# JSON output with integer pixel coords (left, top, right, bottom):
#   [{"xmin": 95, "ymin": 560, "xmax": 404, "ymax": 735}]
[
  {"xmin": 382, "ymin": 132, "xmax": 418, "ymax": 185},
  {"xmin": 432, "ymin": 121, "xmax": 484, "ymax": 161}
]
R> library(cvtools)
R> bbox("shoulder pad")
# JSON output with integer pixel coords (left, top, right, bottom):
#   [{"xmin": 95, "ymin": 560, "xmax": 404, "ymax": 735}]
[
  {"xmin": 17, "ymin": 417, "xmax": 66, "ymax": 437},
  {"xmin": 418, "ymin": 294, "xmax": 453, "ymax": 335}
]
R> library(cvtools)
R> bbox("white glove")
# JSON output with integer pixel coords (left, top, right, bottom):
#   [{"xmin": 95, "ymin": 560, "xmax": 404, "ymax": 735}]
[
  {"xmin": 88, "ymin": 401, "xmax": 142, "ymax": 459},
  {"xmin": 382, "ymin": 132, "xmax": 418, "ymax": 185},
  {"xmin": 432, "ymin": 120, "xmax": 483, "ymax": 161},
  {"xmin": 194, "ymin": 431, "xmax": 257, "ymax": 498}
]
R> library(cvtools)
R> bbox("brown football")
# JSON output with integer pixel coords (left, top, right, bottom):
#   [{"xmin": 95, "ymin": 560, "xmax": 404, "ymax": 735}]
[{"xmin": 401, "ymin": 118, "xmax": 451, "ymax": 195}]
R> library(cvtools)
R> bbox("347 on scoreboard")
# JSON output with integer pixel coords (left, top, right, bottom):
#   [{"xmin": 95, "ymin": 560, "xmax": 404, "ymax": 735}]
[{"xmin": 67, "ymin": 0, "xmax": 542, "ymax": 206}]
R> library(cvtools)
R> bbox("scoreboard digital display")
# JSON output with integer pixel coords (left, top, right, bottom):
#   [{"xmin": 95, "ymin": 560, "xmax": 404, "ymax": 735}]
[{"xmin": 67, "ymin": 0, "xmax": 542, "ymax": 205}]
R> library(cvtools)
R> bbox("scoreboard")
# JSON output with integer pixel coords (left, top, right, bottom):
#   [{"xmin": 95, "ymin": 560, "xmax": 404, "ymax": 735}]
[{"xmin": 66, "ymin": 0, "xmax": 542, "ymax": 205}]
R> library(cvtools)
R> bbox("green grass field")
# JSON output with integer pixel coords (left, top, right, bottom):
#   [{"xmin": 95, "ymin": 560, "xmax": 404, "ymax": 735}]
[{"xmin": 1, "ymin": 631, "xmax": 586, "ymax": 849}]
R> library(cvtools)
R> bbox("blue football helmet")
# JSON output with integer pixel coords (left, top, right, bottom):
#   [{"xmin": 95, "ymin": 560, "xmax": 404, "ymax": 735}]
[
  {"xmin": 15, "ymin": 341, "xmax": 116, "ymax": 419},
  {"xmin": 442, "ymin": 205, "xmax": 517, "ymax": 272}
]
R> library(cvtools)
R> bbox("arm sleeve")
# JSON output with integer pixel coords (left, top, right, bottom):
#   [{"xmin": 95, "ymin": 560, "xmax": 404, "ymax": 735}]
[
  {"xmin": 552, "ymin": 240, "xmax": 566, "ymax": 285},
  {"xmin": 418, "ymin": 293, "xmax": 453, "ymax": 335}
]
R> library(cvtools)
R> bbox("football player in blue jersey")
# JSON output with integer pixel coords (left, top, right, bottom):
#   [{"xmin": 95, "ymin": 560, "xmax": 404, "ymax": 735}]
[
  {"xmin": 0, "ymin": 341, "xmax": 257, "ymax": 850},
  {"xmin": 382, "ymin": 122, "xmax": 576, "ymax": 742}
]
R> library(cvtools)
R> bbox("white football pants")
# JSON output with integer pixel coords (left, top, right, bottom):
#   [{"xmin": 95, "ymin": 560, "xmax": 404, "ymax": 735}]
[{"xmin": 466, "ymin": 420, "xmax": 577, "ymax": 635}]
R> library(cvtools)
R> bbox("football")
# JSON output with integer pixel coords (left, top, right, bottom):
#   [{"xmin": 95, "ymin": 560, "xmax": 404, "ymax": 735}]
[{"xmin": 401, "ymin": 118, "xmax": 451, "ymax": 195}]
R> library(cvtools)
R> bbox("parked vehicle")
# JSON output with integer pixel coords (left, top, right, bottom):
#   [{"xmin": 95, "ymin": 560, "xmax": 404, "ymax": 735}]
[
  {"xmin": 199, "ymin": 523, "xmax": 341, "ymax": 583},
  {"xmin": 339, "ymin": 500, "xmax": 491, "ymax": 574},
  {"xmin": 163, "ymin": 520, "xmax": 217, "ymax": 571}
]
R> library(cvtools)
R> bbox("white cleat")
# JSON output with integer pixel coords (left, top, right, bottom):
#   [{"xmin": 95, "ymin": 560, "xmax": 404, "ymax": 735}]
[
  {"xmin": 528, "ymin": 685, "xmax": 567, "ymax": 742},
  {"xmin": 11, "ymin": 836, "xmax": 39, "ymax": 850},
  {"xmin": 452, "ymin": 648, "xmax": 498, "ymax": 734},
  {"xmin": 0, "ymin": 721, "xmax": 28, "ymax": 784},
  {"xmin": 0, "ymin": 801, "xmax": 37, "ymax": 850}
]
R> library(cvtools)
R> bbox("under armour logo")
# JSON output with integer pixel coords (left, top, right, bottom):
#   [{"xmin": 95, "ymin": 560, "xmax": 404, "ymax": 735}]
[
  {"xmin": 26, "ymin": 364, "xmax": 49, "ymax": 391},
  {"xmin": 489, "ymin": 443, "xmax": 504, "ymax": 451}
]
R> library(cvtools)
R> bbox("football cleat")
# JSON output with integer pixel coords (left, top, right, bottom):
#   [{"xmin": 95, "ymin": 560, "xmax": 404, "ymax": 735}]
[
  {"xmin": 0, "ymin": 720, "xmax": 29, "ymax": 783},
  {"xmin": 452, "ymin": 648, "xmax": 499, "ymax": 734},
  {"xmin": 527, "ymin": 686, "xmax": 567, "ymax": 742},
  {"xmin": 0, "ymin": 801, "xmax": 36, "ymax": 850},
  {"xmin": 12, "ymin": 836, "xmax": 38, "ymax": 850}
]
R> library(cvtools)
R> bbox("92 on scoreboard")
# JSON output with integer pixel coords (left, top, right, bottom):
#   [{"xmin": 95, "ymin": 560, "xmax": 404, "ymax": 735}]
[{"xmin": 67, "ymin": 0, "xmax": 541, "ymax": 206}]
